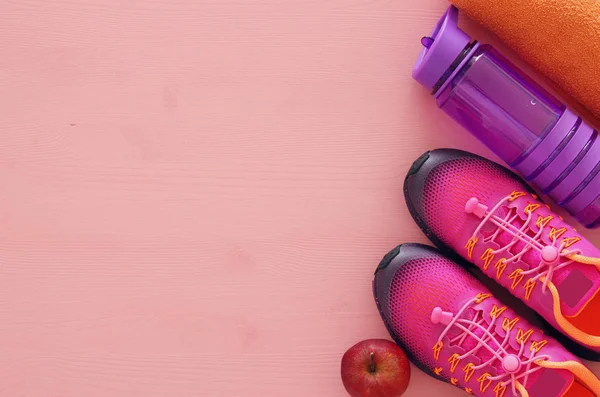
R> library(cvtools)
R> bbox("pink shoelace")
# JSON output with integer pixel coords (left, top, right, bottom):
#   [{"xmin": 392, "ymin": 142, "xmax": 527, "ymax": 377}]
[
  {"xmin": 464, "ymin": 192, "xmax": 582, "ymax": 293},
  {"xmin": 431, "ymin": 296, "xmax": 550, "ymax": 396}
]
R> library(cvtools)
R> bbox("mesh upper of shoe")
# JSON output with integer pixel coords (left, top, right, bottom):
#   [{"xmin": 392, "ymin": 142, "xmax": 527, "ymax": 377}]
[
  {"xmin": 417, "ymin": 155, "xmax": 527, "ymax": 248},
  {"xmin": 379, "ymin": 254, "xmax": 483, "ymax": 373}
]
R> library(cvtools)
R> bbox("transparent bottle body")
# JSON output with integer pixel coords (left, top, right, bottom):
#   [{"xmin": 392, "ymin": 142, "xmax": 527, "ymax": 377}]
[
  {"xmin": 435, "ymin": 45, "xmax": 600, "ymax": 228},
  {"xmin": 436, "ymin": 45, "xmax": 564, "ymax": 166}
]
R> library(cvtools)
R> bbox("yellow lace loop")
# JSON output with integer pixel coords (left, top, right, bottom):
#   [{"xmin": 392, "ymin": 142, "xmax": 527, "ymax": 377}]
[
  {"xmin": 535, "ymin": 360, "xmax": 600, "ymax": 395},
  {"xmin": 544, "ymin": 277, "xmax": 600, "ymax": 347},
  {"xmin": 515, "ymin": 360, "xmax": 600, "ymax": 397},
  {"xmin": 566, "ymin": 253, "xmax": 600, "ymax": 268},
  {"xmin": 515, "ymin": 381, "xmax": 529, "ymax": 397}
]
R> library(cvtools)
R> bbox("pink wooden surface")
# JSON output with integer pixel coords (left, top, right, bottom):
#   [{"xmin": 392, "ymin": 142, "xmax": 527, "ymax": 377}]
[{"xmin": 1, "ymin": 0, "xmax": 599, "ymax": 396}]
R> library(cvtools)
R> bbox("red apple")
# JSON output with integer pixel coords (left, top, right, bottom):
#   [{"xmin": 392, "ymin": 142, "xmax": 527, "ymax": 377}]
[{"xmin": 341, "ymin": 339, "xmax": 411, "ymax": 397}]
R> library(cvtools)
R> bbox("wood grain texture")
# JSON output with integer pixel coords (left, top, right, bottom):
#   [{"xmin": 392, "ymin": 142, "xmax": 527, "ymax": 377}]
[{"xmin": 0, "ymin": 0, "xmax": 599, "ymax": 396}]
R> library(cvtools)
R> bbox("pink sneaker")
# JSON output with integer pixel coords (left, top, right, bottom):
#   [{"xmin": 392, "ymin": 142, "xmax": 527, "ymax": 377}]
[
  {"xmin": 404, "ymin": 149, "xmax": 600, "ymax": 360},
  {"xmin": 373, "ymin": 243, "xmax": 600, "ymax": 397}
]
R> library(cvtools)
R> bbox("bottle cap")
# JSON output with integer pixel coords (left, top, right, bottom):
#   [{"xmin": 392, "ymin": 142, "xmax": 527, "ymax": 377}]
[{"xmin": 413, "ymin": 6, "xmax": 472, "ymax": 92}]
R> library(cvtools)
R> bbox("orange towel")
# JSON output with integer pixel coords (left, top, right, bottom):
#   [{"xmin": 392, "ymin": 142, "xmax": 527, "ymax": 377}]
[{"xmin": 450, "ymin": 0, "xmax": 600, "ymax": 120}]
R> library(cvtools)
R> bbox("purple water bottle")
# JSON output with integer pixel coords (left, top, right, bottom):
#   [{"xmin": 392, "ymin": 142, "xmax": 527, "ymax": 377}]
[{"xmin": 413, "ymin": 6, "xmax": 600, "ymax": 228}]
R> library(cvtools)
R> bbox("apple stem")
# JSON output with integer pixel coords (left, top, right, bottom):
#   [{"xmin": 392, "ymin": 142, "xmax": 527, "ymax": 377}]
[{"xmin": 369, "ymin": 352, "xmax": 376, "ymax": 373}]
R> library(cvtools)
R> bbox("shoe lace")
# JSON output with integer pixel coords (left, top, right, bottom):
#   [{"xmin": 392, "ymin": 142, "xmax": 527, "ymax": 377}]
[
  {"xmin": 431, "ymin": 295, "xmax": 549, "ymax": 397},
  {"xmin": 463, "ymin": 191, "xmax": 600, "ymax": 348},
  {"xmin": 464, "ymin": 191, "xmax": 600, "ymax": 294}
]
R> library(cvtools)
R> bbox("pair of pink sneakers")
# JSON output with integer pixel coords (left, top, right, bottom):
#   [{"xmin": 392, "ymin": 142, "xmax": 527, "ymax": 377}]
[{"xmin": 373, "ymin": 149, "xmax": 600, "ymax": 397}]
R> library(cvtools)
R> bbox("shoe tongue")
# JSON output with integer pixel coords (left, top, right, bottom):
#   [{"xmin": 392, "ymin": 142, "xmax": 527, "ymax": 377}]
[
  {"xmin": 485, "ymin": 209, "xmax": 544, "ymax": 269},
  {"xmin": 526, "ymin": 368, "xmax": 575, "ymax": 397},
  {"xmin": 457, "ymin": 319, "xmax": 573, "ymax": 396},
  {"xmin": 459, "ymin": 323, "xmax": 504, "ymax": 372},
  {"xmin": 456, "ymin": 308, "xmax": 522, "ymax": 372}
]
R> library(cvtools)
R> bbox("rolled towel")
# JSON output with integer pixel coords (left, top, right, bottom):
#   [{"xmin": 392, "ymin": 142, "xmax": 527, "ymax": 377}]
[{"xmin": 450, "ymin": 0, "xmax": 600, "ymax": 119}]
